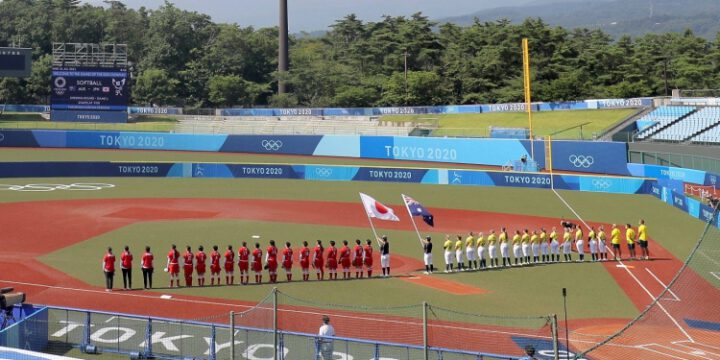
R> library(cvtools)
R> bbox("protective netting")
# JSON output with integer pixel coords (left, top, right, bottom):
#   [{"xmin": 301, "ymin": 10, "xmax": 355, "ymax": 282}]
[
  {"xmin": 229, "ymin": 290, "xmax": 275, "ymax": 360},
  {"xmin": 426, "ymin": 305, "xmax": 555, "ymax": 357},
  {"xmin": 576, "ymin": 206, "xmax": 720, "ymax": 360}
]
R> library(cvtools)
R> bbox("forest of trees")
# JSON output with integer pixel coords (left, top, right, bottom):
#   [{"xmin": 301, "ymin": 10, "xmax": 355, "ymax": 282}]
[{"xmin": 1, "ymin": 0, "xmax": 719, "ymax": 108}]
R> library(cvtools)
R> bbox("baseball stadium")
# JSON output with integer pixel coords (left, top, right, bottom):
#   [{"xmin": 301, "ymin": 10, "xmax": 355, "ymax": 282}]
[{"xmin": 1, "ymin": 1, "xmax": 720, "ymax": 360}]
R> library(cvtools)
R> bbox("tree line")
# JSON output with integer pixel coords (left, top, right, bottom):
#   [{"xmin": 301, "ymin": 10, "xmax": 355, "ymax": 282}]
[{"xmin": 1, "ymin": 0, "xmax": 719, "ymax": 108}]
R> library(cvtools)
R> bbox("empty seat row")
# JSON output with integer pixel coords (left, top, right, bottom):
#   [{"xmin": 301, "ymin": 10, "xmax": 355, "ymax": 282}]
[
  {"xmin": 636, "ymin": 106, "xmax": 696, "ymax": 139},
  {"xmin": 651, "ymin": 107, "xmax": 720, "ymax": 142}
]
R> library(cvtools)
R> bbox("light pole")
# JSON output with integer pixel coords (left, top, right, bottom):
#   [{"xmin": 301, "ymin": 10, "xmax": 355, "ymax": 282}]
[
  {"xmin": 562, "ymin": 288, "xmax": 570, "ymax": 359},
  {"xmin": 278, "ymin": 0, "xmax": 289, "ymax": 94}
]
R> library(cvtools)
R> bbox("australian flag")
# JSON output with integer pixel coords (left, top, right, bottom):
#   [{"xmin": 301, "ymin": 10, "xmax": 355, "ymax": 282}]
[{"xmin": 402, "ymin": 194, "xmax": 434, "ymax": 227}]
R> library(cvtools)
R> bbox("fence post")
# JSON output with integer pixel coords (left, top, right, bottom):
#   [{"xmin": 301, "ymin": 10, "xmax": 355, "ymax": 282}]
[
  {"xmin": 82, "ymin": 311, "xmax": 90, "ymax": 348},
  {"xmin": 230, "ymin": 311, "xmax": 235, "ymax": 360},
  {"xmin": 273, "ymin": 287, "xmax": 278, "ymax": 360},
  {"xmin": 209, "ymin": 324, "xmax": 216, "ymax": 360},
  {"xmin": 423, "ymin": 302, "xmax": 428, "ymax": 360},
  {"xmin": 551, "ymin": 314, "xmax": 559, "ymax": 360},
  {"xmin": 144, "ymin": 318, "xmax": 153, "ymax": 358}
]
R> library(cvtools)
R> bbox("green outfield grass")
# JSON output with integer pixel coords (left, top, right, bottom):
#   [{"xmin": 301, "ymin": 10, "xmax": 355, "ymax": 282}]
[
  {"xmin": 383, "ymin": 108, "xmax": 637, "ymax": 139},
  {"xmin": 7, "ymin": 176, "xmax": 705, "ymax": 322}
]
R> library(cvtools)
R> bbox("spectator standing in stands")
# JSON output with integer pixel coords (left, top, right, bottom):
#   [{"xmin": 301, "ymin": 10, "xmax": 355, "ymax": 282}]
[
  {"xmin": 102, "ymin": 247, "xmax": 116, "ymax": 292},
  {"xmin": 317, "ymin": 315, "xmax": 335, "ymax": 360},
  {"xmin": 141, "ymin": 246, "xmax": 154, "ymax": 289},
  {"xmin": 120, "ymin": 246, "xmax": 133, "ymax": 290}
]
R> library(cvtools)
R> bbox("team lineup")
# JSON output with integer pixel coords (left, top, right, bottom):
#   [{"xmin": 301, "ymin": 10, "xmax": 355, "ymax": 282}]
[{"xmin": 99, "ymin": 219, "xmax": 649, "ymax": 290}]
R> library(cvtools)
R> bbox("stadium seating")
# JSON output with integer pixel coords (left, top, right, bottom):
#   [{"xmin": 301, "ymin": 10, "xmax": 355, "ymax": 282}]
[
  {"xmin": 650, "ymin": 107, "xmax": 720, "ymax": 142},
  {"xmin": 635, "ymin": 106, "xmax": 695, "ymax": 140},
  {"xmin": 175, "ymin": 116, "xmax": 414, "ymax": 136},
  {"xmin": 690, "ymin": 122, "xmax": 720, "ymax": 144}
]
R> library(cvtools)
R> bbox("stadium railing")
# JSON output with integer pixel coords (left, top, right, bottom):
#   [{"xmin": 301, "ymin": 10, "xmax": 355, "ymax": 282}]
[{"xmin": 4, "ymin": 290, "xmax": 556, "ymax": 360}]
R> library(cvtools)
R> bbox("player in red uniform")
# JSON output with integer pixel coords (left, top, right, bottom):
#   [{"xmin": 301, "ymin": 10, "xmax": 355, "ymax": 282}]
[
  {"xmin": 102, "ymin": 247, "xmax": 116, "ymax": 291},
  {"xmin": 312, "ymin": 240, "xmax": 325, "ymax": 280},
  {"xmin": 251, "ymin": 243, "xmax": 263, "ymax": 284},
  {"xmin": 166, "ymin": 244, "xmax": 180, "ymax": 288},
  {"xmin": 339, "ymin": 240, "xmax": 351, "ymax": 279},
  {"xmin": 141, "ymin": 246, "xmax": 154, "ymax": 289},
  {"xmin": 326, "ymin": 240, "xmax": 338, "ymax": 280},
  {"xmin": 195, "ymin": 246, "xmax": 207, "ymax": 286},
  {"xmin": 120, "ymin": 245, "xmax": 133, "ymax": 290},
  {"xmin": 352, "ymin": 239, "xmax": 364, "ymax": 279},
  {"xmin": 266, "ymin": 240, "xmax": 279, "ymax": 283},
  {"xmin": 238, "ymin": 242, "xmax": 250, "ymax": 285},
  {"xmin": 210, "ymin": 245, "xmax": 221, "ymax": 285},
  {"xmin": 363, "ymin": 239, "xmax": 374, "ymax": 278},
  {"xmin": 183, "ymin": 246, "xmax": 194, "ymax": 287},
  {"xmin": 224, "ymin": 245, "xmax": 235, "ymax": 285},
  {"xmin": 299, "ymin": 241, "xmax": 311, "ymax": 281},
  {"xmin": 281, "ymin": 242, "xmax": 294, "ymax": 282}
]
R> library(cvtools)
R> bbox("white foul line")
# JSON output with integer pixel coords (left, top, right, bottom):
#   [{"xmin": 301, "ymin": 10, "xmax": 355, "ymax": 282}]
[
  {"xmin": 645, "ymin": 268, "xmax": 681, "ymax": 301},
  {"xmin": 550, "ymin": 189, "xmax": 695, "ymax": 343}
]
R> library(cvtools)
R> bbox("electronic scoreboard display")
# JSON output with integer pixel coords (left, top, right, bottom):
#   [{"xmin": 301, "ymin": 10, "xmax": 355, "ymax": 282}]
[{"xmin": 0, "ymin": 48, "xmax": 32, "ymax": 78}]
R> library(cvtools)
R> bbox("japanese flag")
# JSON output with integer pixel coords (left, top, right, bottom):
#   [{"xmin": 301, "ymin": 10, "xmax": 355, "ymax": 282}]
[{"xmin": 359, "ymin": 193, "xmax": 400, "ymax": 221}]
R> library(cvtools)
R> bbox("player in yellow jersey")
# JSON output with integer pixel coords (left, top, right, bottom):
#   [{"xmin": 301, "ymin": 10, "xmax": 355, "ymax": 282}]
[
  {"xmin": 610, "ymin": 224, "xmax": 622, "ymax": 260},
  {"xmin": 443, "ymin": 235, "xmax": 454, "ymax": 273},
  {"xmin": 530, "ymin": 231, "xmax": 540, "ymax": 264},
  {"xmin": 454, "ymin": 235, "xmax": 465, "ymax": 271},
  {"xmin": 638, "ymin": 219, "xmax": 650, "ymax": 260},
  {"xmin": 487, "ymin": 230, "xmax": 498, "ymax": 268},
  {"xmin": 521, "ymin": 229, "xmax": 531, "ymax": 265},
  {"xmin": 465, "ymin": 232, "xmax": 477, "ymax": 270},
  {"xmin": 499, "ymin": 227, "xmax": 510, "ymax": 267},
  {"xmin": 539, "ymin": 228, "xmax": 549, "ymax": 263},
  {"xmin": 476, "ymin": 232, "xmax": 486, "ymax": 270},
  {"xmin": 575, "ymin": 225, "xmax": 585, "ymax": 262},
  {"xmin": 597, "ymin": 225, "xmax": 607, "ymax": 261},
  {"xmin": 588, "ymin": 226, "xmax": 598, "ymax": 262},
  {"xmin": 625, "ymin": 224, "xmax": 637, "ymax": 260},
  {"xmin": 562, "ymin": 228, "xmax": 573, "ymax": 262},
  {"xmin": 549, "ymin": 227, "xmax": 560, "ymax": 262},
  {"xmin": 512, "ymin": 230, "xmax": 522, "ymax": 266}
]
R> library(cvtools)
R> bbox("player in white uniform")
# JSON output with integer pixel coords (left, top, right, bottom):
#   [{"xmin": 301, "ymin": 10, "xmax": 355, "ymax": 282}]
[
  {"xmin": 588, "ymin": 227, "xmax": 598, "ymax": 262},
  {"xmin": 539, "ymin": 228, "xmax": 549, "ymax": 263},
  {"xmin": 530, "ymin": 231, "xmax": 541, "ymax": 264},
  {"xmin": 454, "ymin": 235, "xmax": 464, "ymax": 271},
  {"xmin": 443, "ymin": 235, "xmax": 454, "ymax": 273},
  {"xmin": 597, "ymin": 225, "xmax": 608, "ymax": 261},
  {"xmin": 465, "ymin": 232, "xmax": 476, "ymax": 271},
  {"xmin": 487, "ymin": 230, "xmax": 498, "ymax": 268},
  {"xmin": 511, "ymin": 230, "xmax": 522, "ymax": 266},
  {"xmin": 476, "ymin": 232, "xmax": 486, "ymax": 270},
  {"xmin": 575, "ymin": 225, "xmax": 585, "ymax": 262},
  {"xmin": 562, "ymin": 228, "xmax": 573, "ymax": 262},
  {"xmin": 549, "ymin": 227, "xmax": 560, "ymax": 262},
  {"xmin": 498, "ymin": 228, "xmax": 510, "ymax": 267}
]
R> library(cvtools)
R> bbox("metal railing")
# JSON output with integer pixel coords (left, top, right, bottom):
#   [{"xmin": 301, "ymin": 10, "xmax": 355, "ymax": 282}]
[{"xmin": 628, "ymin": 150, "xmax": 720, "ymax": 174}]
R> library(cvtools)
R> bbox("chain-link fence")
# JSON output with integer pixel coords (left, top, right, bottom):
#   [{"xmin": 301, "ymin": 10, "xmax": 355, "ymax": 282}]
[
  {"xmin": 2, "ymin": 289, "xmax": 558, "ymax": 359},
  {"xmin": 573, "ymin": 205, "xmax": 720, "ymax": 360}
]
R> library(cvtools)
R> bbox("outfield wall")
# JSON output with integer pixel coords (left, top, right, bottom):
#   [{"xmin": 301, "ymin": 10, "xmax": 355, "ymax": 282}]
[{"xmin": 0, "ymin": 130, "xmax": 630, "ymax": 175}]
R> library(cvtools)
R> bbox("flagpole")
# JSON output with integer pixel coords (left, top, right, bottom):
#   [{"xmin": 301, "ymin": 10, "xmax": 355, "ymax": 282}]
[
  {"xmin": 359, "ymin": 193, "xmax": 382, "ymax": 245},
  {"xmin": 402, "ymin": 194, "xmax": 425, "ymax": 247}
]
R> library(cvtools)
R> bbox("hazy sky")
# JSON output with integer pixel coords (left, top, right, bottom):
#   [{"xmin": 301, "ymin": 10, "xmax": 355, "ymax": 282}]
[{"xmin": 86, "ymin": 0, "xmax": 539, "ymax": 31}]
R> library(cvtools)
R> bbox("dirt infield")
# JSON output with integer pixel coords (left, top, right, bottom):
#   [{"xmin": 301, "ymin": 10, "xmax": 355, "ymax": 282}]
[{"xmin": 0, "ymin": 197, "xmax": 717, "ymax": 359}]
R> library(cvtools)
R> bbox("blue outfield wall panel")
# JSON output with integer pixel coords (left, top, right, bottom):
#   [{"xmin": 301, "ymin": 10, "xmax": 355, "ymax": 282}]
[
  {"xmin": 303, "ymin": 165, "xmax": 358, "ymax": 181},
  {"xmin": 699, "ymin": 204, "xmax": 717, "ymax": 223},
  {"xmin": 313, "ymin": 135, "xmax": 360, "ymax": 158},
  {"xmin": 352, "ymin": 167, "xmax": 429, "ymax": 183},
  {"xmin": 220, "ymin": 135, "xmax": 323, "ymax": 155},
  {"xmin": 687, "ymin": 197, "xmax": 701, "ymax": 218},
  {"xmin": 225, "ymin": 164, "xmax": 299, "ymax": 179},
  {"xmin": 628, "ymin": 163, "xmax": 708, "ymax": 185},
  {"xmin": 549, "ymin": 141, "xmax": 628, "ymax": 175},
  {"xmin": 0, "ymin": 130, "xmax": 39, "ymax": 147}
]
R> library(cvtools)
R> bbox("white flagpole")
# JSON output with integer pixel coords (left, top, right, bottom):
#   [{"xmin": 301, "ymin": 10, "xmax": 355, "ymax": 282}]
[
  {"xmin": 359, "ymin": 193, "xmax": 381, "ymax": 245},
  {"xmin": 402, "ymin": 194, "xmax": 425, "ymax": 247}
]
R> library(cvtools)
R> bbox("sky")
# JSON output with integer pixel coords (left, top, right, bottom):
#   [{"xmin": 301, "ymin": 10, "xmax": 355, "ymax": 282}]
[{"xmin": 85, "ymin": 0, "xmax": 541, "ymax": 32}]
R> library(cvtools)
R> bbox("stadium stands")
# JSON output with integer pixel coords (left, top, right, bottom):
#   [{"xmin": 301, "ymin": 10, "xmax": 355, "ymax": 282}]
[
  {"xmin": 650, "ymin": 107, "xmax": 720, "ymax": 142},
  {"xmin": 635, "ymin": 106, "xmax": 696, "ymax": 140},
  {"xmin": 175, "ymin": 116, "xmax": 414, "ymax": 136},
  {"xmin": 691, "ymin": 122, "xmax": 720, "ymax": 144}
]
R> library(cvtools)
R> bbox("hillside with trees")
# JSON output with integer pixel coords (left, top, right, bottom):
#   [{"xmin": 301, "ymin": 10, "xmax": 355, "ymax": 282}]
[{"xmin": 1, "ymin": 0, "xmax": 719, "ymax": 108}]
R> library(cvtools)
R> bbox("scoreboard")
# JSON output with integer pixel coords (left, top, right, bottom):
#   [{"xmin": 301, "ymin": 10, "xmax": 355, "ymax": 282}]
[
  {"xmin": 51, "ymin": 66, "xmax": 129, "ymax": 123},
  {"xmin": 0, "ymin": 48, "xmax": 32, "ymax": 78}
]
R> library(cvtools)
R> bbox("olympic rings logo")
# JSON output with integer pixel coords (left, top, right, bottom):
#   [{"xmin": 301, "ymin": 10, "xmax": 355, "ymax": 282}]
[
  {"xmin": 591, "ymin": 179, "xmax": 612, "ymax": 189},
  {"xmin": 261, "ymin": 140, "xmax": 283, "ymax": 151},
  {"xmin": 569, "ymin": 155, "xmax": 594, "ymax": 168},
  {"xmin": 314, "ymin": 168, "xmax": 333, "ymax": 177},
  {"xmin": 0, "ymin": 183, "xmax": 115, "ymax": 192}
]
